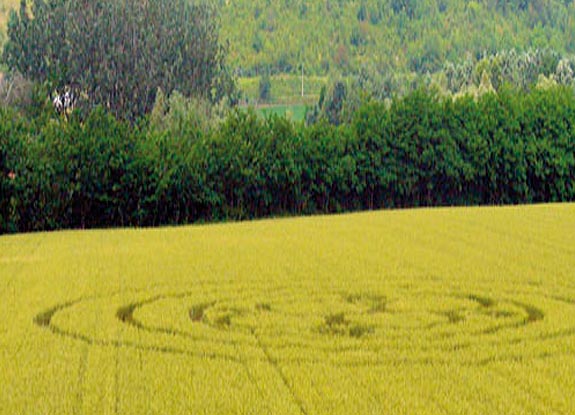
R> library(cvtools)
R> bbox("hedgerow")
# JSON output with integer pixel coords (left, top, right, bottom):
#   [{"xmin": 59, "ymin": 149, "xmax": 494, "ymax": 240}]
[{"xmin": 2, "ymin": 86, "xmax": 574, "ymax": 233}]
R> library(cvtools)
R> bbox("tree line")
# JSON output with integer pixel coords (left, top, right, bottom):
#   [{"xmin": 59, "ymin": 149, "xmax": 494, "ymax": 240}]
[{"xmin": 2, "ymin": 85, "xmax": 574, "ymax": 233}]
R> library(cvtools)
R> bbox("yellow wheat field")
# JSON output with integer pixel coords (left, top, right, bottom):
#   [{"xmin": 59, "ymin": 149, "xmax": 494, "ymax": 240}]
[{"xmin": 1, "ymin": 204, "xmax": 575, "ymax": 414}]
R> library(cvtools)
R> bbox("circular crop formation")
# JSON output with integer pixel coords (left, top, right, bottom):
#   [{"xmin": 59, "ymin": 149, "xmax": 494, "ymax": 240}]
[{"xmin": 34, "ymin": 278, "xmax": 575, "ymax": 366}]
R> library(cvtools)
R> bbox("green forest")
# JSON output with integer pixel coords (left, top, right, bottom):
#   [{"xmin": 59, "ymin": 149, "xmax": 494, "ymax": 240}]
[
  {"xmin": 3, "ymin": 1, "xmax": 575, "ymax": 77},
  {"xmin": 1, "ymin": 0, "xmax": 575, "ymax": 233},
  {"xmin": 217, "ymin": 0, "xmax": 575, "ymax": 76},
  {"xmin": 4, "ymin": 0, "xmax": 575, "ymax": 98}
]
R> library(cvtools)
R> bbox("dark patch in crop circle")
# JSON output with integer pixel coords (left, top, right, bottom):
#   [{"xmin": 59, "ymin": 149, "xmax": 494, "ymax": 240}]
[
  {"xmin": 467, "ymin": 294, "xmax": 496, "ymax": 308},
  {"xmin": 189, "ymin": 302, "xmax": 215, "ymax": 322},
  {"xmin": 442, "ymin": 310, "xmax": 465, "ymax": 324},
  {"xmin": 255, "ymin": 302, "xmax": 272, "ymax": 312},
  {"xmin": 318, "ymin": 312, "xmax": 374, "ymax": 339}
]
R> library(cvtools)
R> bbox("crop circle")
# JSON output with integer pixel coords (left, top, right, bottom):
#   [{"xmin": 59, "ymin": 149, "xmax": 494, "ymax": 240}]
[{"xmin": 34, "ymin": 278, "xmax": 575, "ymax": 366}]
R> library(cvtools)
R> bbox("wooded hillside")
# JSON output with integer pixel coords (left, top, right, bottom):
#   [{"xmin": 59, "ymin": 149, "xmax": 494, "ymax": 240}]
[
  {"xmin": 2, "ymin": 0, "xmax": 575, "ymax": 78},
  {"xmin": 218, "ymin": 0, "xmax": 575, "ymax": 76}
]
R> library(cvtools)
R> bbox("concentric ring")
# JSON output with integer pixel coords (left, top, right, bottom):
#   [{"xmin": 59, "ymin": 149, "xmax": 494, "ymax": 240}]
[{"xmin": 34, "ymin": 278, "xmax": 575, "ymax": 366}]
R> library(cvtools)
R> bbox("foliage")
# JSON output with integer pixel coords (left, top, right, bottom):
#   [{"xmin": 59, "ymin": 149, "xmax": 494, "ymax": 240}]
[
  {"xmin": 258, "ymin": 71, "xmax": 271, "ymax": 103},
  {"xmin": 2, "ymin": 0, "xmax": 235, "ymax": 120},
  {"xmin": 0, "ymin": 70, "xmax": 32, "ymax": 107},
  {"xmin": 444, "ymin": 49, "xmax": 563, "ymax": 94},
  {"xmin": 217, "ymin": 0, "xmax": 575, "ymax": 77},
  {"xmin": 149, "ymin": 89, "xmax": 223, "ymax": 138},
  {"xmin": 256, "ymin": 104, "xmax": 307, "ymax": 122},
  {"xmin": 2, "ymin": 85, "xmax": 575, "ymax": 233},
  {"xmin": 306, "ymin": 78, "xmax": 363, "ymax": 126},
  {"xmin": 0, "ymin": 0, "xmax": 575, "ymax": 86},
  {"xmin": 351, "ymin": 48, "xmax": 575, "ymax": 102},
  {"xmin": 0, "ymin": 105, "xmax": 25, "ymax": 232}
]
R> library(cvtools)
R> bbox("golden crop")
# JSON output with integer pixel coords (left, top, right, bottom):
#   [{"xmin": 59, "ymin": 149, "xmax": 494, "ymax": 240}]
[{"xmin": 1, "ymin": 203, "xmax": 574, "ymax": 414}]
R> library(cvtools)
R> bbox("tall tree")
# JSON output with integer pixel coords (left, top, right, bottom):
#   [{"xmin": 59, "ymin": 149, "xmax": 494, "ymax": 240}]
[{"xmin": 2, "ymin": 0, "xmax": 236, "ymax": 120}]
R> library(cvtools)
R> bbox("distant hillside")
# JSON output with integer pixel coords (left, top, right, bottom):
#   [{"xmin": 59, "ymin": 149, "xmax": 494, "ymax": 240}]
[
  {"xmin": 219, "ymin": 0, "xmax": 575, "ymax": 76},
  {"xmin": 2, "ymin": 0, "xmax": 575, "ymax": 78}
]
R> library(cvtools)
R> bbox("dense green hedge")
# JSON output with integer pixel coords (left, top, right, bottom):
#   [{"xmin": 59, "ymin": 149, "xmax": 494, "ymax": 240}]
[{"xmin": 2, "ymin": 86, "xmax": 575, "ymax": 233}]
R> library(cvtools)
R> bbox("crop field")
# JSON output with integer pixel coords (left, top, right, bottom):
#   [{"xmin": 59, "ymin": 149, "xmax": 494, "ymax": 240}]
[{"xmin": 1, "ymin": 204, "xmax": 575, "ymax": 414}]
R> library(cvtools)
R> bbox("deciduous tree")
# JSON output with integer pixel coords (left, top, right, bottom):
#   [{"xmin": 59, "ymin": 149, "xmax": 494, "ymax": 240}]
[{"xmin": 2, "ymin": 0, "xmax": 236, "ymax": 120}]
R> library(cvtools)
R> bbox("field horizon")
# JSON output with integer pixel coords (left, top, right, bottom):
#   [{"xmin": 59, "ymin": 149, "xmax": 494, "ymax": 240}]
[{"xmin": 1, "ymin": 203, "xmax": 574, "ymax": 414}]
